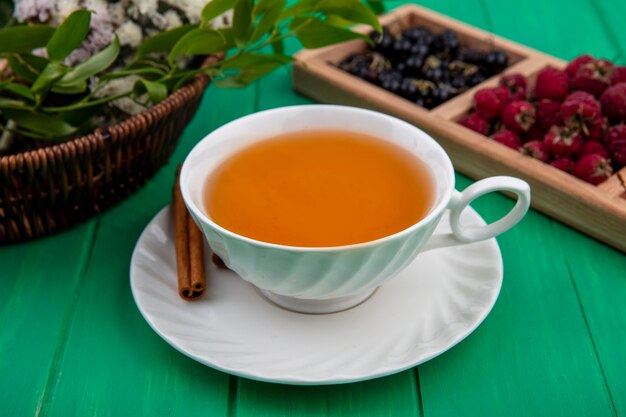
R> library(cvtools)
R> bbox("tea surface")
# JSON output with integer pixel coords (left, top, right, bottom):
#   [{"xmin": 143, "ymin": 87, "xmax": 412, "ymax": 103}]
[{"xmin": 204, "ymin": 130, "xmax": 434, "ymax": 247}]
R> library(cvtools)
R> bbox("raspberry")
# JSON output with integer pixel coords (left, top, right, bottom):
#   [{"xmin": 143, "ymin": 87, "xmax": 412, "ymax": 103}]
[
  {"xmin": 534, "ymin": 66, "xmax": 570, "ymax": 101},
  {"xmin": 459, "ymin": 113, "xmax": 490, "ymax": 135},
  {"xmin": 585, "ymin": 115, "xmax": 607, "ymax": 142},
  {"xmin": 600, "ymin": 82, "xmax": 626, "ymax": 123},
  {"xmin": 523, "ymin": 127, "xmax": 545, "ymax": 143},
  {"xmin": 604, "ymin": 124, "xmax": 626, "ymax": 165},
  {"xmin": 572, "ymin": 154, "xmax": 613, "ymax": 185},
  {"xmin": 521, "ymin": 140, "xmax": 551, "ymax": 162},
  {"xmin": 580, "ymin": 140, "xmax": 609, "ymax": 158},
  {"xmin": 561, "ymin": 91, "xmax": 602, "ymax": 128},
  {"xmin": 499, "ymin": 73, "xmax": 527, "ymax": 101},
  {"xmin": 572, "ymin": 59, "xmax": 614, "ymax": 97},
  {"xmin": 543, "ymin": 126, "xmax": 584, "ymax": 157},
  {"xmin": 536, "ymin": 99, "xmax": 563, "ymax": 130},
  {"xmin": 474, "ymin": 86, "xmax": 510, "ymax": 120},
  {"xmin": 610, "ymin": 66, "xmax": 626, "ymax": 85},
  {"xmin": 501, "ymin": 100, "xmax": 536, "ymax": 133},
  {"xmin": 550, "ymin": 157, "xmax": 574, "ymax": 173},
  {"xmin": 492, "ymin": 129, "xmax": 522, "ymax": 149},
  {"xmin": 565, "ymin": 54, "xmax": 595, "ymax": 78}
]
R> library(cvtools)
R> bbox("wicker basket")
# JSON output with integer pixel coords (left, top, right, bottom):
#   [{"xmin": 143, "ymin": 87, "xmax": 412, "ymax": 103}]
[{"xmin": 0, "ymin": 55, "xmax": 221, "ymax": 244}]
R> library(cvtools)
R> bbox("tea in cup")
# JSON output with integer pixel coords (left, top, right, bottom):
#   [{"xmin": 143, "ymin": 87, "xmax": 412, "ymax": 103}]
[{"xmin": 180, "ymin": 105, "xmax": 530, "ymax": 313}]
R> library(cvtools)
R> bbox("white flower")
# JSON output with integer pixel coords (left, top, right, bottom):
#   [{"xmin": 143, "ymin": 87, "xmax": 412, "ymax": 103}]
[
  {"xmin": 94, "ymin": 75, "xmax": 147, "ymax": 115},
  {"xmin": 14, "ymin": 0, "xmax": 54, "ymax": 23},
  {"xmin": 54, "ymin": 0, "xmax": 80, "ymax": 24},
  {"xmin": 163, "ymin": 10, "xmax": 183, "ymax": 29},
  {"xmin": 94, "ymin": 75, "xmax": 139, "ymax": 99},
  {"xmin": 163, "ymin": 0, "xmax": 205, "ymax": 23},
  {"xmin": 118, "ymin": 21, "xmax": 143, "ymax": 48},
  {"xmin": 135, "ymin": 0, "xmax": 159, "ymax": 16}
]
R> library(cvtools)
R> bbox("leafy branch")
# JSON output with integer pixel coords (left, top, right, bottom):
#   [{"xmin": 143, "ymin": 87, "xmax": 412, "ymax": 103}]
[{"xmin": 0, "ymin": 0, "xmax": 381, "ymax": 147}]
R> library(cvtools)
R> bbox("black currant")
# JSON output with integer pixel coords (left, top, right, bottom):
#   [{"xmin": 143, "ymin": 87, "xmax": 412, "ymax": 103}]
[
  {"xmin": 403, "ymin": 55, "xmax": 424, "ymax": 76},
  {"xmin": 391, "ymin": 38, "xmax": 412, "ymax": 60},
  {"xmin": 400, "ymin": 78, "xmax": 419, "ymax": 100},
  {"xmin": 410, "ymin": 43, "xmax": 430, "ymax": 58}
]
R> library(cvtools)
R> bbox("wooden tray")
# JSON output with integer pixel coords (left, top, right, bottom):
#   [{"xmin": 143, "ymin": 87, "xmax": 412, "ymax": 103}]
[{"xmin": 292, "ymin": 4, "xmax": 626, "ymax": 253}]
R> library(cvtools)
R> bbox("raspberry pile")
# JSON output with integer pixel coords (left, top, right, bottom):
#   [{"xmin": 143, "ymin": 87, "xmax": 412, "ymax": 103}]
[
  {"xmin": 338, "ymin": 26, "xmax": 509, "ymax": 109},
  {"xmin": 459, "ymin": 54, "xmax": 626, "ymax": 185}
]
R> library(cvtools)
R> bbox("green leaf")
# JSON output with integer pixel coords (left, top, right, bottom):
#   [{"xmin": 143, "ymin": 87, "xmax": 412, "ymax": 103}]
[
  {"xmin": 31, "ymin": 63, "xmax": 67, "ymax": 95},
  {"xmin": 271, "ymin": 39, "xmax": 285, "ymax": 54},
  {"xmin": 56, "ymin": 36, "xmax": 120, "ymax": 87},
  {"xmin": 201, "ymin": 0, "xmax": 236, "ymax": 26},
  {"xmin": 252, "ymin": 0, "xmax": 275, "ymax": 18},
  {"xmin": 279, "ymin": 0, "xmax": 320, "ymax": 20},
  {"xmin": 5, "ymin": 83, "xmax": 35, "ymax": 101},
  {"xmin": 100, "ymin": 66, "xmax": 166, "ymax": 81},
  {"xmin": 51, "ymin": 80, "xmax": 87, "ymax": 94},
  {"xmin": 325, "ymin": 14, "xmax": 357, "ymax": 28},
  {"xmin": 169, "ymin": 28, "xmax": 234, "ymax": 63},
  {"xmin": 250, "ymin": 0, "xmax": 286, "ymax": 44},
  {"xmin": 137, "ymin": 24, "xmax": 196, "ymax": 57},
  {"xmin": 46, "ymin": 10, "xmax": 91, "ymax": 62},
  {"xmin": 0, "ymin": 77, "xmax": 11, "ymax": 90},
  {"xmin": 134, "ymin": 79, "xmax": 168, "ymax": 104},
  {"xmin": 315, "ymin": 0, "xmax": 382, "ymax": 32},
  {"xmin": 221, "ymin": 53, "xmax": 294, "ymax": 70},
  {"xmin": 0, "ymin": 97, "xmax": 29, "ymax": 109},
  {"xmin": 294, "ymin": 17, "xmax": 372, "ymax": 48},
  {"xmin": 6, "ymin": 54, "xmax": 48, "ymax": 82},
  {"xmin": 0, "ymin": 0, "xmax": 13, "ymax": 28},
  {"xmin": 42, "ymin": 91, "xmax": 129, "ymax": 112},
  {"xmin": 218, "ymin": 57, "xmax": 289, "ymax": 87},
  {"xmin": 365, "ymin": 0, "xmax": 385, "ymax": 16},
  {"xmin": 214, "ymin": 77, "xmax": 246, "ymax": 88},
  {"xmin": 0, "ymin": 25, "xmax": 55, "ymax": 53},
  {"xmin": 2, "ymin": 109, "xmax": 77, "ymax": 138},
  {"xmin": 233, "ymin": 0, "xmax": 253, "ymax": 47},
  {"xmin": 280, "ymin": 0, "xmax": 381, "ymax": 32},
  {"xmin": 57, "ymin": 105, "xmax": 100, "ymax": 126}
]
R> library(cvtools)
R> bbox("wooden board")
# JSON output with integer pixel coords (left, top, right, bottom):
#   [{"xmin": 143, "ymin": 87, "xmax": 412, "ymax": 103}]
[{"xmin": 292, "ymin": 4, "xmax": 626, "ymax": 253}]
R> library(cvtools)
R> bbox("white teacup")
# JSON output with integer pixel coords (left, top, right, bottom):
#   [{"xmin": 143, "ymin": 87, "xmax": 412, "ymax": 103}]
[{"xmin": 180, "ymin": 105, "xmax": 530, "ymax": 314}]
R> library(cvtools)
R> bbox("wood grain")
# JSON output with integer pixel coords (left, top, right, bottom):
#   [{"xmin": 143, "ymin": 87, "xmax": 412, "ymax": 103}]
[
  {"xmin": 237, "ymin": 371, "xmax": 419, "ymax": 417},
  {"xmin": 0, "ymin": 223, "xmax": 96, "ymax": 416}
]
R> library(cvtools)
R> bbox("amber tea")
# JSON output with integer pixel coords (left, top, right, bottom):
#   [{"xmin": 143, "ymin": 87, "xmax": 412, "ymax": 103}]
[{"xmin": 203, "ymin": 130, "xmax": 435, "ymax": 247}]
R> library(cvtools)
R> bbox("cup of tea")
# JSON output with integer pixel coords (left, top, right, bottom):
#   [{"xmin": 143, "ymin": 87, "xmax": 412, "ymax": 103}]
[{"xmin": 180, "ymin": 105, "xmax": 530, "ymax": 313}]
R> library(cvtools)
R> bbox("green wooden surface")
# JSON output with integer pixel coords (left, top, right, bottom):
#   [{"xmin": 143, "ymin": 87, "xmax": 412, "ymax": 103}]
[{"xmin": 1, "ymin": 1, "xmax": 626, "ymax": 416}]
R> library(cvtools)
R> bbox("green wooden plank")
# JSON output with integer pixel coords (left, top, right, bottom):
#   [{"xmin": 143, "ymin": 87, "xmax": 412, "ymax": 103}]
[
  {"xmin": 0, "ymin": 223, "xmax": 96, "ymax": 417},
  {"xmin": 587, "ymin": 1, "xmax": 626, "ymax": 62},
  {"xmin": 555, "ymin": 227, "xmax": 626, "ymax": 414},
  {"xmin": 418, "ymin": 176, "xmax": 614, "ymax": 417},
  {"xmin": 237, "ymin": 371, "xmax": 419, "ymax": 417},
  {"xmin": 0, "ymin": 246, "xmax": 25, "ymax": 318},
  {"xmin": 480, "ymin": 0, "xmax": 617, "ymax": 60},
  {"xmin": 40, "ymin": 84, "xmax": 257, "ymax": 417}
]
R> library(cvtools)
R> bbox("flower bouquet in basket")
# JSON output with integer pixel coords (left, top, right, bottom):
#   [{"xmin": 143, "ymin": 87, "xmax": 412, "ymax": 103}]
[{"xmin": 0, "ymin": 0, "xmax": 382, "ymax": 243}]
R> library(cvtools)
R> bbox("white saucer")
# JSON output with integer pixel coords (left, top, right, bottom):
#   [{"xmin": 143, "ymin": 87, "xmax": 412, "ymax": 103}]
[{"xmin": 130, "ymin": 206, "xmax": 502, "ymax": 385}]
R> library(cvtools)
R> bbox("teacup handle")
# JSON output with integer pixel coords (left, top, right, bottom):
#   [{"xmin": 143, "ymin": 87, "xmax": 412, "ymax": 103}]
[{"xmin": 422, "ymin": 176, "xmax": 531, "ymax": 251}]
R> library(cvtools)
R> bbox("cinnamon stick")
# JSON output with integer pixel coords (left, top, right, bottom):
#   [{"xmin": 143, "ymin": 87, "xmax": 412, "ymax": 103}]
[{"xmin": 173, "ymin": 167, "xmax": 206, "ymax": 301}]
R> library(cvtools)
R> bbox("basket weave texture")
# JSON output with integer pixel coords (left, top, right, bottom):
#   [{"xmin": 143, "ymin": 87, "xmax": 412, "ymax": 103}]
[{"xmin": 0, "ymin": 55, "xmax": 220, "ymax": 244}]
